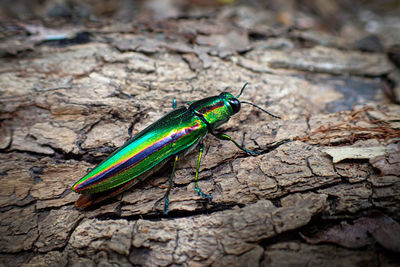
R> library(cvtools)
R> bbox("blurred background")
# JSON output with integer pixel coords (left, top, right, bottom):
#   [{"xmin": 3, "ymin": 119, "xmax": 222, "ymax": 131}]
[
  {"xmin": 1, "ymin": 0, "xmax": 399, "ymax": 67},
  {"xmin": 1, "ymin": 0, "xmax": 399, "ymax": 38}
]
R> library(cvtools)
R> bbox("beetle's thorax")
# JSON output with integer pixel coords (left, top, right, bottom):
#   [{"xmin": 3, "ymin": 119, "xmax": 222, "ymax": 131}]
[{"xmin": 189, "ymin": 93, "xmax": 237, "ymax": 130}]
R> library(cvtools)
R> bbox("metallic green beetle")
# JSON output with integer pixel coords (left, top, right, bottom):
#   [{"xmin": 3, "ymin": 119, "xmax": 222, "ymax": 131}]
[{"xmin": 72, "ymin": 83, "xmax": 279, "ymax": 213}]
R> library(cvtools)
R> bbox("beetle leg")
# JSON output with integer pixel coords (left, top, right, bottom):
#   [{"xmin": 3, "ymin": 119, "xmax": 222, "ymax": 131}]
[
  {"xmin": 212, "ymin": 132, "xmax": 261, "ymax": 156},
  {"xmin": 192, "ymin": 109, "xmax": 261, "ymax": 156},
  {"xmin": 164, "ymin": 154, "xmax": 179, "ymax": 214},
  {"xmin": 172, "ymin": 97, "xmax": 177, "ymax": 109},
  {"xmin": 194, "ymin": 143, "xmax": 212, "ymax": 199}
]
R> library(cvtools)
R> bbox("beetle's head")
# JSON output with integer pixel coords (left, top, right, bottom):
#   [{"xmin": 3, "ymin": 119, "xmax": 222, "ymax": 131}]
[{"xmin": 219, "ymin": 92, "xmax": 241, "ymax": 114}]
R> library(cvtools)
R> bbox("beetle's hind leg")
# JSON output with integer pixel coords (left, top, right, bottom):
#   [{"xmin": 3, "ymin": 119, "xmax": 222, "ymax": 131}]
[
  {"xmin": 194, "ymin": 143, "xmax": 213, "ymax": 199},
  {"xmin": 212, "ymin": 132, "xmax": 261, "ymax": 156},
  {"xmin": 163, "ymin": 154, "xmax": 179, "ymax": 214}
]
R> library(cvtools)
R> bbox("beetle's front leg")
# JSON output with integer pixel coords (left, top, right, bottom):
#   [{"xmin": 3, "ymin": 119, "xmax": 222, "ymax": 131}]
[
  {"xmin": 212, "ymin": 132, "xmax": 261, "ymax": 156},
  {"xmin": 194, "ymin": 143, "xmax": 213, "ymax": 199},
  {"xmin": 163, "ymin": 154, "xmax": 179, "ymax": 214}
]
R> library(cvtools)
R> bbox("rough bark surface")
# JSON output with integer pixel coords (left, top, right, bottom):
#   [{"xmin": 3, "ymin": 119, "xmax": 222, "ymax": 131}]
[{"xmin": 1, "ymin": 2, "xmax": 400, "ymax": 266}]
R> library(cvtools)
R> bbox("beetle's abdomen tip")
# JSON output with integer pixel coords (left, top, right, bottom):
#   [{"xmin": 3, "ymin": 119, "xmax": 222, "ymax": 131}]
[
  {"xmin": 71, "ymin": 182, "xmax": 85, "ymax": 193},
  {"xmin": 71, "ymin": 185, "xmax": 79, "ymax": 193}
]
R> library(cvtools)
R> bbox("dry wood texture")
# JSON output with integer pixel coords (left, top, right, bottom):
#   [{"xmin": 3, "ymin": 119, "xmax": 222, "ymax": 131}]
[{"xmin": 0, "ymin": 1, "xmax": 400, "ymax": 266}]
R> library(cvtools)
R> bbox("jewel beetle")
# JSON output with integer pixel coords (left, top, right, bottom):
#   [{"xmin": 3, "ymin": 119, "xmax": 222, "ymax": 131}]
[{"xmin": 72, "ymin": 83, "xmax": 280, "ymax": 213}]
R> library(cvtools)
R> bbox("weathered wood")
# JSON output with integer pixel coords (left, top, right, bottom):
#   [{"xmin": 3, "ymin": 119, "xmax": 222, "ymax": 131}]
[{"xmin": 1, "ymin": 3, "xmax": 400, "ymax": 266}]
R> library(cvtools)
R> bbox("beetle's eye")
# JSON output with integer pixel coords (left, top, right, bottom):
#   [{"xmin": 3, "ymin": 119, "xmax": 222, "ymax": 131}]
[{"xmin": 228, "ymin": 98, "xmax": 241, "ymax": 114}]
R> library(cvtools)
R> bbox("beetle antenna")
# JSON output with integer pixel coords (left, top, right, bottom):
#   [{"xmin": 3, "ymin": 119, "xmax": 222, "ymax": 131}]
[
  {"xmin": 240, "ymin": 100, "xmax": 281, "ymax": 119},
  {"xmin": 236, "ymin": 82, "xmax": 248, "ymax": 98}
]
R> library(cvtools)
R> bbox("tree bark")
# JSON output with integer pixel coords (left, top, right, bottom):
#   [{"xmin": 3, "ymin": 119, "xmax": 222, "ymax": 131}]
[{"xmin": 0, "ymin": 4, "xmax": 399, "ymax": 266}]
